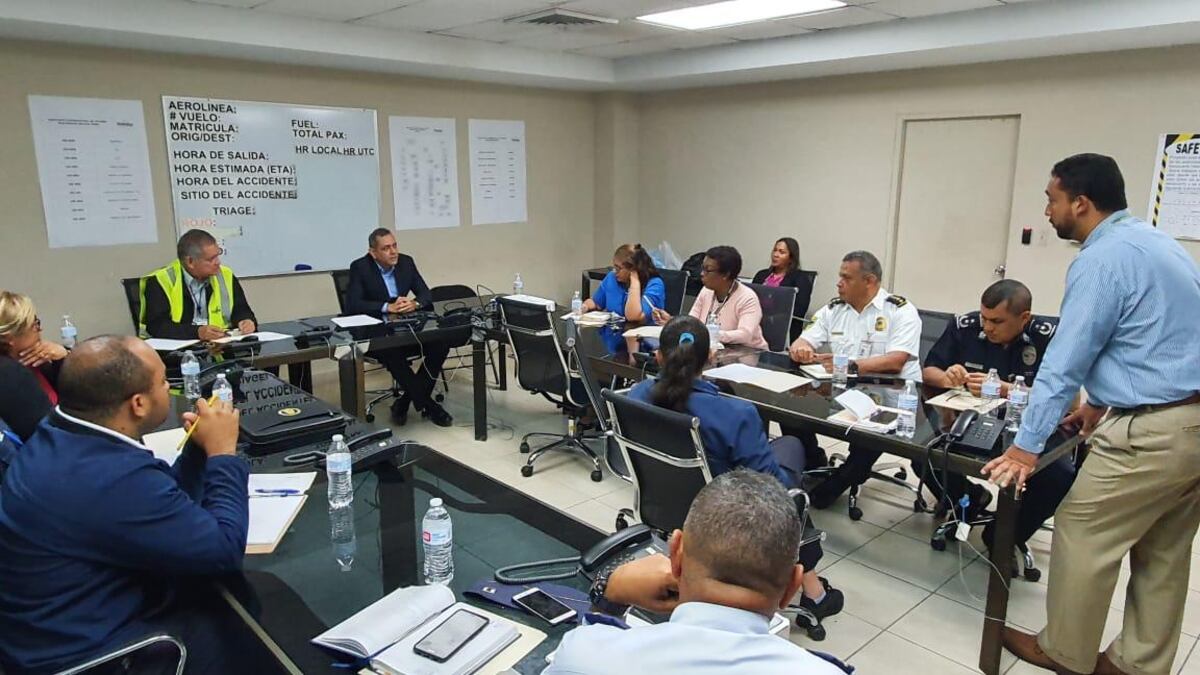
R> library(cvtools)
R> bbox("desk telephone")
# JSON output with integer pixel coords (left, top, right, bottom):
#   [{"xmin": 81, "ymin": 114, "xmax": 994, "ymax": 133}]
[
  {"xmin": 947, "ymin": 410, "xmax": 1006, "ymax": 457},
  {"xmin": 580, "ymin": 524, "xmax": 669, "ymax": 582}
]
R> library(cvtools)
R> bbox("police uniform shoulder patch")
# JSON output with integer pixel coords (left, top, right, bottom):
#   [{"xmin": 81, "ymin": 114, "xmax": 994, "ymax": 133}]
[
  {"xmin": 1029, "ymin": 317, "xmax": 1057, "ymax": 340},
  {"xmin": 827, "ymin": 297, "xmax": 845, "ymax": 308},
  {"xmin": 956, "ymin": 312, "xmax": 980, "ymax": 330},
  {"xmin": 886, "ymin": 295, "xmax": 908, "ymax": 307}
]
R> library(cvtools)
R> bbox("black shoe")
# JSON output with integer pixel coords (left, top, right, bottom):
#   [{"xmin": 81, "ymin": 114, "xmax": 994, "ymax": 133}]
[
  {"xmin": 390, "ymin": 394, "xmax": 411, "ymax": 426},
  {"xmin": 800, "ymin": 577, "xmax": 844, "ymax": 620},
  {"xmin": 422, "ymin": 402, "xmax": 453, "ymax": 428}
]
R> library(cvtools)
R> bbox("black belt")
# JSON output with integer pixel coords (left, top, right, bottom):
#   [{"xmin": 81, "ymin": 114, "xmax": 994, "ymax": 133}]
[{"xmin": 1110, "ymin": 392, "xmax": 1200, "ymax": 417}]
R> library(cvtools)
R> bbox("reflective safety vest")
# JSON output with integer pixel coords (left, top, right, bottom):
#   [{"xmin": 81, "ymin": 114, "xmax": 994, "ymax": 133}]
[{"xmin": 138, "ymin": 260, "xmax": 234, "ymax": 336}]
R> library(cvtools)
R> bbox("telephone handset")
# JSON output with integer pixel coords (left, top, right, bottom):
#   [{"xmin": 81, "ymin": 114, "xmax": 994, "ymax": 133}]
[
  {"xmin": 947, "ymin": 410, "xmax": 1006, "ymax": 457},
  {"xmin": 579, "ymin": 524, "xmax": 668, "ymax": 582}
]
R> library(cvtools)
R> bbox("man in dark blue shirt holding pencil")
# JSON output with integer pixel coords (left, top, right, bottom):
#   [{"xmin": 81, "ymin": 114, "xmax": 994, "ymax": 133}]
[{"xmin": 0, "ymin": 336, "xmax": 253, "ymax": 674}]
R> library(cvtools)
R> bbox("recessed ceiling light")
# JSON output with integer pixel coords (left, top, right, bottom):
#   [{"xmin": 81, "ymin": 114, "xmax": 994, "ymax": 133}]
[{"xmin": 637, "ymin": 0, "xmax": 847, "ymax": 30}]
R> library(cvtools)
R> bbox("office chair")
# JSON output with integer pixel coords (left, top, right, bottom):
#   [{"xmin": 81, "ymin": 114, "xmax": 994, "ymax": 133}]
[
  {"xmin": 792, "ymin": 269, "xmax": 818, "ymax": 322},
  {"xmin": 745, "ymin": 281, "xmax": 798, "ymax": 351},
  {"xmin": 329, "ymin": 270, "xmax": 432, "ymax": 423},
  {"xmin": 601, "ymin": 388, "xmax": 832, "ymax": 639},
  {"xmin": 499, "ymin": 297, "xmax": 603, "ymax": 481},
  {"xmin": 657, "ymin": 269, "xmax": 690, "ymax": 315},
  {"xmin": 54, "ymin": 633, "xmax": 186, "ymax": 675},
  {"xmin": 120, "ymin": 277, "xmax": 145, "ymax": 336},
  {"xmin": 566, "ymin": 321, "xmax": 629, "ymax": 482},
  {"xmin": 429, "ymin": 284, "xmax": 499, "ymax": 390}
]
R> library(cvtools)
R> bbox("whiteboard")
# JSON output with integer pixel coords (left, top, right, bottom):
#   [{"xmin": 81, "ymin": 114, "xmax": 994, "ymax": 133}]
[{"xmin": 162, "ymin": 96, "xmax": 380, "ymax": 276}]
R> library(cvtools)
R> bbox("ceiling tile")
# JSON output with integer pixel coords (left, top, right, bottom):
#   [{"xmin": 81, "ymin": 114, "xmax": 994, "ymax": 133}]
[
  {"xmin": 435, "ymin": 18, "xmax": 550, "ymax": 43},
  {"xmin": 648, "ymin": 29, "xmax": 738, "ymax": 49},
  {"xmin": 555, "ymin": 0, "xmax": 694, "ymax": 21},
  {"xmin": 187, "ymin": 0, "xmax": 266, "ymax": 8},
  {"xmin": 714, "ymin": 19, "xmax": 813, "ymax": 41},
  {"xmin": 790, "ymin": 5, "xmax": 895, "ymax": 29},
  {"xmin": 570, "ymin": 37, "xmax": 682, "ymax": 58},
  {"xmin": 507, "ymin": 21, "xmax": 671, "ymax": 50},
  {"xmin": 254, "ymin": 0, "xmax": 414, "ymax": 21},
  {"xmin": 867, "ymin": 0, "xmax": 1001, "ymax": 19},
  {"xmin": 356, "ymin": 0, "xmax": 554, "ymax": 32}
]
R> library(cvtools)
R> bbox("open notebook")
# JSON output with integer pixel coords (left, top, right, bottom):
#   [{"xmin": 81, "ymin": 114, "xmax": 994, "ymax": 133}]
[{"xmin": 314, "ymin": 585, "xmax": 519, "ymax": 675}]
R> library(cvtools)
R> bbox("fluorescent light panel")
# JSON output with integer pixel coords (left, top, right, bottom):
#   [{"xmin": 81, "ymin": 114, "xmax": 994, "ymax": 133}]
[{"xmin": 638, "ymin": 0, "xmax": 847, "ymax": 30}]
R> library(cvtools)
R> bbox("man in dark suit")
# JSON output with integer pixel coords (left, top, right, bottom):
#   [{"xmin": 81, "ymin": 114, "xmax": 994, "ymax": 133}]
[
  {"xmin": 141, "ymin": 229, "xmax": 257, "ymax": 341},
  {"xmin": 346, "ymin": 228, "xmax": 452, "ymax": 427}
]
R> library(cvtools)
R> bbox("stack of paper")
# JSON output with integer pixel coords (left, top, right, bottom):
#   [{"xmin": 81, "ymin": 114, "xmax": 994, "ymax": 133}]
[
  {"xmin": 926, "ymin": 389, "xmax": 1006, "ymax": 414},
  {"xmin": 703, "ymin": 363, "xmax": 812, "ymax": 393},
  {"xmin": 247, "ymin": 472, "xmax": 315, "ymax": 555},
  {"xmin": 623, "ymin": 325, "xmax": 662, "ymax": 339},
  {"xmin": 797, "ymin": 363, "xmax": 834, "ymax": 380},
  {"xmin": 827, "ymin": 389, "xmax": 903, "ymax": 434},
  {"xmin": 332, "ymin": 314, "xmax": 383, "ymax": 328},
  {"xmin": 144, "ymin": 338, "xmax": 199, "ymax": 351},
  {"xmin": 562, "ymin": 310, "xmax": 611, "ymax": 326}
]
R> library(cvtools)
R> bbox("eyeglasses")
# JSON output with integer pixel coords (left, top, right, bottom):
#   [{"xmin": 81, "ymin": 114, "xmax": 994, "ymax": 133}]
[
  {"xmin": 699, "ymin": 266, "xmax": 719, "ymax": 276},
  {"xmin": 32, "ymin": 316, "xmax": 41, "ymax": 331}
]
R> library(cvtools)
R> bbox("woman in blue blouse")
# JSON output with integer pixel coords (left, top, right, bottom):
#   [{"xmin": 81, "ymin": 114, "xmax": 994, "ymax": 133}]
[{"xmin": 581, "ymin": 244, "xmax": 666, "ymax": 323}]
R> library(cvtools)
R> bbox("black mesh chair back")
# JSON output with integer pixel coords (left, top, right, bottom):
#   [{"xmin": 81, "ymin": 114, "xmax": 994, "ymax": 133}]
[
  {"xmin": 499, "ymin": 297, "xmax": 572, "ymax": 400},
  {"xmin": 917, "ymin": 309, "xmax": 955, "ymax": 362},
  {"xmin": 602, "ymin": 389, "xmax": 711, "ymax": 534},
  {"xmin": 657, "ymin": 269, "xmax": 689, "ymax": 315},
  {"xmin": 566, "ymin": 321, "xmax": 626, "ymax": 478},
  {"xmin": 330, "ymin": 269, "xmax": 352, "ymax": 314},
  {"xmin": 745, "ymin": 281, "xmax": 798, "ymax": 351},
  {"xmin": 794, "ymin": 270, "xmax": 818, "ymax": 319},
  {"xmin": 121, "ymin": 277, "xmax": 144, "ymax": 334},
  {"xmin": 430, "ymin": 284, "xmax": 479, "ymax": 304}
]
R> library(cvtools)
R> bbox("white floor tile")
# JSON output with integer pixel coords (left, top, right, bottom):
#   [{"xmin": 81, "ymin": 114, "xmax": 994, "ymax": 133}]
[
  {"xmin": 567, "ymin": 499, "xmax": 618, "ymax": 534},
  {"xmin": 890, "ymin": 594, "xmax": 1017, "ymax": 672},
  {"xmin": 850, "ymin": 631, "xmax": 980, "ymax": 675},
  {"xmin": 786, "ymin": 608, "xmax": 883, "ymax": 662},
  {"xmin": 820, "ymin": 558, "xmax": 931, "ymax": 629},
  {"xmin": 817, "ymin": 512, "xmax": 887, "ymax": 557},
  {"xmin": 593, "ymin": 482, "xmax": 636, "ymax": 512},
  {"xmin": 849, "ymin": 531, "xmax": 978, "ymax": 592}
]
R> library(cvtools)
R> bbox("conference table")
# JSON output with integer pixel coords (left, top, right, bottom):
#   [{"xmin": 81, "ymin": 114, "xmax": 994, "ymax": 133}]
[
  {"xmin": 589, "ymin": 345, "xmax": 1081, "ymax": 675},
  {"xmin": 231, "ymin": 445, "xmax": 605, "ymax": 674}
]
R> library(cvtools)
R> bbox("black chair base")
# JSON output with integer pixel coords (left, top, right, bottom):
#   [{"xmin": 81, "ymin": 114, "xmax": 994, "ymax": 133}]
[
  {"xmin": 519, "ymin": 432, "xmax": 603, "ymax": 482},
  {"xmin": 930, "ymin": 516, "xmax": 1042, "ymax": 582}
]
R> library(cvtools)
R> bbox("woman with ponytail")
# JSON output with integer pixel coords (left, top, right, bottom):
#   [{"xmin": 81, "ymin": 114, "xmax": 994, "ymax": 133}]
[{"xmin": 628, "ymin": 314, "xmax": 845, "ymax": 623}]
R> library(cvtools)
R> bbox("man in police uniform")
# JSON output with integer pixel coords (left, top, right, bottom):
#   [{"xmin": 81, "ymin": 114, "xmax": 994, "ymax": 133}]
[
  {"xmin": 922, "ymin": 279, "xmax": 1075, "ymax": 554},
  {"xmin": 788, "ymin": 250, "xmax": 923, "ymax": 507},
  {"xmin": 141, "ymin": 229, "xmax": 257, "ymax": 341}
]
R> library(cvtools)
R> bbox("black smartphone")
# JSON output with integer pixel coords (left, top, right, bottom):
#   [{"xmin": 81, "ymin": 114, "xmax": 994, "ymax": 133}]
[
  {"xmin": 412, "ymin": 609, "xmax": 490, "ymax": 663},
  {"xmin": 871, "ymin": 410, "xmax": 900, "ymax": 425}
]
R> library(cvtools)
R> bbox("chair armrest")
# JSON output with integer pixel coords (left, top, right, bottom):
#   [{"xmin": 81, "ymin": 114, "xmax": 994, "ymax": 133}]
[{"xmin": 55, "ymin": 633, "xmax": 186, "ymax": 675}]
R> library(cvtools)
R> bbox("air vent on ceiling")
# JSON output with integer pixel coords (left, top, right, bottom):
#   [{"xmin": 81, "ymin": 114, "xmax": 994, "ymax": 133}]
[{"xmin": 506, "ymin": 8, "xmax": 618, "ymax": 26}]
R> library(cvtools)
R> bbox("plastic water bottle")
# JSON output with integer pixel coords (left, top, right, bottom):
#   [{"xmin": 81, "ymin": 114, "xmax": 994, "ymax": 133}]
[
  {"xmin": 570, "ymin": 290, "xmax": 583, "ymax": 316},
  {"xmin": 60, "ymin": 315, "xmax": 77, "ymax": 349},
  {"xmin": 181, "ymin": 351, "xmax": 201, "ymax": 401},
  {"xmin": 512, "ymin": 273, "xmax": 524, "ymax": 295},
  {"xmin": 211, "ymin": 373, "xmax": 233, "ymax": 404},
  {"xmin": 1006, "ymin": 375, "xmax": 1028, "ymax": 432},
  {"xmin": 422, "ymin": 497, "xmax": 454, "ymax": 585},
  {"xmin": 330, "ymin": 505, "xmax": 356, "ymax": 572},
  {"xmin": 706, "ymin": 316, "xmax": 720, "ymax": 346},
  {"xmin": 326, "ymin": 434, "xmax": 353, "ymax": 508},
  {"xmin": 897, "ymin": 380, "xmax": 919, "ymax": 439},
  {"xmin": 832, "ymin": 340, "xmax": 850, "ymax": 387},
  {"xmin": 981, "ymin": 368, "xmax": 1002, "ymax": 402}
]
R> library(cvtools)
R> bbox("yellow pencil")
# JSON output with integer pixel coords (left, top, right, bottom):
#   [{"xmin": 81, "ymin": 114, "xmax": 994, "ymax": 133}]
[{"xmin": 177, "ymin": 394, "xmax": 219, "ymax": 450}]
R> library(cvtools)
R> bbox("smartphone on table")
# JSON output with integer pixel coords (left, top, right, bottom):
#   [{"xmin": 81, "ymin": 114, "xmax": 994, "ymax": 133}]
[
  {"xmin": 412, "ymin": 608, "xmax": 490, "ymax": 663},
  {"xmin": 513, "ymin": 587, "xmax": 578, "ymax": 625}
]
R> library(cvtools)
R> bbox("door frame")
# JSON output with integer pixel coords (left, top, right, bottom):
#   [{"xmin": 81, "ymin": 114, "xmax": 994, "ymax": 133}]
[{"xmin": 883, "ymin": 112, "xmax": 1023, "ymax": 291}]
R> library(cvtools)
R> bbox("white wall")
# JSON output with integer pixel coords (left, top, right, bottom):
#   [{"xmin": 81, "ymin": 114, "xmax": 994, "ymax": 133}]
[
  {"xmin": 635, "ymin": 45, "xmax": 1200, "ymax": 316},
  {"xmin": 0, "ymin": 39, "xmax": 597, "ymax": 337}
]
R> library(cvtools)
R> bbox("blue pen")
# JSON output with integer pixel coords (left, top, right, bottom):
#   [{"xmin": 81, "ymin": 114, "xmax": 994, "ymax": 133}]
[{"xmin": 253, "ymin": 488, "xmax": 301, "ymax": 496}]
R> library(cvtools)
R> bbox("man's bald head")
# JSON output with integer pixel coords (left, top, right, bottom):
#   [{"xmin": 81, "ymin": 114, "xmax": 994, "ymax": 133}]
[{"xmin": 58, "ymin": 335, "xmax": 158, "ymax": 422}]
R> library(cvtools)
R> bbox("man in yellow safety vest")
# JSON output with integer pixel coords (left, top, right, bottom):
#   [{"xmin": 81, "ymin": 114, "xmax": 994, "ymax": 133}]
[{"xmin": 140, "ymin": 229, "xmax": 257, "ymax": 341}]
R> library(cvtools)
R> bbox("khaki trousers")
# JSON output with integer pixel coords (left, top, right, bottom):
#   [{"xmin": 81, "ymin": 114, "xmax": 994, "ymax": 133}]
[{"xmin": 1039, "ymin": 402, "xmax": 1200, "ymax": 674}]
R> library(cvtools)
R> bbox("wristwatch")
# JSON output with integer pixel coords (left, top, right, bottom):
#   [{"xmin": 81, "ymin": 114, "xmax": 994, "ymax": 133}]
[
  {"xmin": 847, "ymin": 359, "xmax": 860, "ymax": 375},
  {"xmin": 588, "ymin": 571, "xmax": 630, "ymax": 617}
]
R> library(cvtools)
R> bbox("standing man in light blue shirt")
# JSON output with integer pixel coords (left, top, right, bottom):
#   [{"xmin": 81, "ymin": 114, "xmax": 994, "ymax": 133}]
[
  {"xmin": 544, "ymin": 470, "xmax": 845, "ymax": 675},
  {"xmin": 986, "ymin": 154, "xmax": 1200, "ymax": 675}
]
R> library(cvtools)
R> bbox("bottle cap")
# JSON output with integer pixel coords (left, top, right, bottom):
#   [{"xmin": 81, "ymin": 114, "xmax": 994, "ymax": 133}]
[
  {"xmin": 430, "ymin": 497, "xmax": 443, "ymax": 507},
  {"xmin": 332, "ymin": 434, "xmax": 344, "ymax": 442}
]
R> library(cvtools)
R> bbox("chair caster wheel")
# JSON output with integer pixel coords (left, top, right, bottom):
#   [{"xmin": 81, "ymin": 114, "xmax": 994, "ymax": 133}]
[
  {"xmin": 894, "ymin": 468, "xmax": 908, "ymax": 481},
  {"xmin": 616, "ymin": 515, "xmax": 629, "ymax": 530},
  {"xmin": 590, "ymin": 470, "xmax": 603, "ymax": 482},
  {"xmin": 365, "ymin": 413, "xmax": 375, "ymax": 423},
  {"xmin": 806, "ymin": 624, "xmax": 826, "ymax": 641},
  {"xmin": 520, "ymin": 465, "xmax": 533, "ymax": 477},
  {"xmin": 913, "ymin": 498, "xmax": 926, "ymax": 512},
  {"xmin": 931, "ymin": 537, "xmax": 947, "ymax": 552},
  {"xmin": 519, "ymin": 442, "xmax": 530, "ymax": 454},
  {"xmin": 435, "ymin": 393, "xmax": 445, "ymax": 403},
  {"xmin": 848, "ymin": 506, "xmax": 863, "ymax": 521},
  {"xmin": 1023, "ymin": 567, "xmax": 1042, "ymax": 582}
]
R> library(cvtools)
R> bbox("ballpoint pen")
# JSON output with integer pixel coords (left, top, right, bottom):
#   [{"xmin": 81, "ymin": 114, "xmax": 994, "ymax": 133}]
[{"xmin": 253, "ymin": 489, "xmax": 302, "ymax": 496}]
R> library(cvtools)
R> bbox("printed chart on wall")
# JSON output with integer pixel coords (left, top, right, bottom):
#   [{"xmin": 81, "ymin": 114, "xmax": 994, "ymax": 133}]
[
  {"xmin": 27, "ymin": 95, "xmax": 157, "ymax": 249},
  {"xmin": 1147, "ymin": 133, "xmax": 1200, "ymax": 241},
  {"xmin": 389, "ymin": 116, "xmax": 460, "ymax": 230},
  {"xmin": 162, "ymin": 96, "xmax": 380, "ymax": 276},
  {"xmin": 469, "ymin": 119, "xmax": 527, "ymax": 225}
]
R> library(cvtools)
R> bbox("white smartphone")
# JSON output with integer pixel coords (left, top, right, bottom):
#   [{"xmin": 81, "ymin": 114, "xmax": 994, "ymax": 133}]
[{"xmin": 513, "ymin": 587, "xmax": 577, "ymax": 625}]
